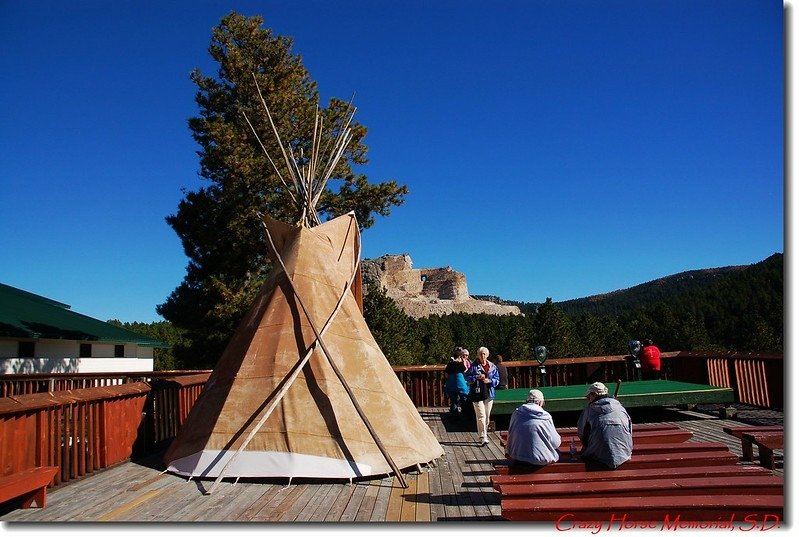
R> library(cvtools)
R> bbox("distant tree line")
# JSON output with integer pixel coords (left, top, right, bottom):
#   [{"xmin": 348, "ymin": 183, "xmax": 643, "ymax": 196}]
[
  {"xmin": 363, "ymin": 253, "xmax": 783, "ymax": 365},
  {"xmin": 106, "ymin": 320, "xmax": 187, "ymax": 371},
  {"xmin": 119, "ymin": 253, "xmax": 780, "ymax": 370}
]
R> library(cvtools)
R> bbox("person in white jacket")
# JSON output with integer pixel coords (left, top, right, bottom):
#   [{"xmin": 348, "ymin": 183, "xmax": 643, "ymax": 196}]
[{"xmin": 506, "ymin": 389, "xmax": 562, "ymax": 466}]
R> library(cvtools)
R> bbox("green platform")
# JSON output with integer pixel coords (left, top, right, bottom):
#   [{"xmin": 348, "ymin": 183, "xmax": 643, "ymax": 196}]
[{"xmin": 491, "ymin": 380, "xmax": 734, "ymax": 416}]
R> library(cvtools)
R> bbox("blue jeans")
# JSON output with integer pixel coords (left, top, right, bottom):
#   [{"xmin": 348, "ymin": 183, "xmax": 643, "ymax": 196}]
[{"xmin": 448, "ymin": 392, "xmax": 467, "ymax": 414}]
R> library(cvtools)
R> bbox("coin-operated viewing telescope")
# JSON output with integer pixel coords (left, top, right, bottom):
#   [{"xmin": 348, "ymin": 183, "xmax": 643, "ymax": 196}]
[
  {"xmin": 628, "ymin": 339, "xmax": 642, "ymax": 381},
  {"xmin": 535, "ymin": 345, "xmax": 548, "ymax": 387}
]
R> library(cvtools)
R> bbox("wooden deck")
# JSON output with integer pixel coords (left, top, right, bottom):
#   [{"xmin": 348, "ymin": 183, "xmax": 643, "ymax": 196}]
[{"xmin": 0, "ymin": 406, "xmax": 783, "ymax": 523}]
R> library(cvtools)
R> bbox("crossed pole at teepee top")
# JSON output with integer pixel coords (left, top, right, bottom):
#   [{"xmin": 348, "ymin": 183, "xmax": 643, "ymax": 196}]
[{"xmin": 206, "ymin": 213, "xmax": 407, "ymax": 494}]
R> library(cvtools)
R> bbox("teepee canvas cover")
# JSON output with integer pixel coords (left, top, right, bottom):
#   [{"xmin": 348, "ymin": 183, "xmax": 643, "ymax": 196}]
[{"xmin": 163, "ymin": 211, "xmax": 443, "ymax": 481}]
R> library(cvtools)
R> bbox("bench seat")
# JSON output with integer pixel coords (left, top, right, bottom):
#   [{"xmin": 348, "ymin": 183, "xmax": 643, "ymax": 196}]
[
  {"xmin": 722, "ymin": 425, "xmax": 783, "ymax": 462},
  {"xmin": 0, "ymin": 467, "xmax": 59, "ymax": 509},
  {"xmin": 741, "ymin": 432, "xmax": 784, "ymax": 469},
  {"xmin": 501, "ymin": 428, "xmax": 693, "ymax": 447},
  {"xmin": 494, "ymin": 450, "xmax": 739, "ymax": 475},
  {"xmin": 555, "ymin": 441, "xmax": 727, "ymax": 458},
  {"xmin": 502, "ymin": 494, "xmax": 784, "ymax": 522},
  {"xmin": 491, "ymin": 464, "xmax": 774, "ymax": 489},
  {"xmin": 497, "ymin": 474, "xmax": 784, "ymax": 499}
]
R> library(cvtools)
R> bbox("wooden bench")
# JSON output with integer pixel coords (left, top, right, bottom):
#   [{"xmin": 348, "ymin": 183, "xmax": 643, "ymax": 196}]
[
  {"xmin": 555, "ymin": 423, "xmax": 681, "ymax": 434},
  {"xmin": 493, "ymin": 434, "xmax": 785, "ymax": 523},
  {"xmin": 494, "ymin": 450, "xmax": 739, "ymax": 475},
  {"xmin": 497, "ymin": 474, "xmax": 784, "ymax": 499},
  {"xmin": 722, "ymin": 425, "xmax": 783, "ymax": 462},
  {"xmin": 555, "ymin": 441, "xmax": 727, "ymax": 458},
  {"xmin": 741, "ymin": 432, "xmax": 784, "ymax": 469},
  {"xmin": 502, "ymin": 494, "xmax": 784, "ymax": 522},
  {"xmin": 491, "ymin": 464, "xmax": 774, "ymax": 489},
  {"xmin": 0, "ymin": 467, "xmax": 59, "ymax": 509},
  {"xmin": 501, "ymin": 427, "xmax": 693, "ymax": 447}
]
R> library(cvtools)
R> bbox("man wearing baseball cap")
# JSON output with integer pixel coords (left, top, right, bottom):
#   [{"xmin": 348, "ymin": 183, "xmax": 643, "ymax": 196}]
[
  {"xmin": 505, "ymin": 389, "xmax": 562, "ymax": 467},
  {"xmin": 576, "ymin": 382, "xmax": 633, "ymax": 468}
]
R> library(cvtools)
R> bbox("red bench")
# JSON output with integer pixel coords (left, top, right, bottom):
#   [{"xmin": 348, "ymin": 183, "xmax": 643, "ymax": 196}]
[
  {"xmin": 502, "ymin": 494, "xmax": 784, "ymax": 522},
  {"xmin": 0, "ymin": 467, "xmax": 59, "ymax": 509},
  {"xmin": 501, "ymin": 427, "xmax": 693, "ymax": 447},
  {"xmin": 491, "ymin": 464, "xmax": 774, "ymax": 489},
  {"xmin": 498, "ymin": 474, "xmax": 784, "ymax": 499},
  {"xmin": 494, "ymin": 450, "xmax": 740, "ymax": 475},
  {"xmin": 741, "ymin": 432, "xmax": 783, "ymax": 469},
  {"xmin": 554, "ymin": 441, "xmax": 726, "ymax": 458},
  {"xmin": 555, "ymin": 423, "xmax": 681, "ymax": 434},
  {"xmin": 722, "ymin": 425, "xmax": 783, "ymax": 462}
]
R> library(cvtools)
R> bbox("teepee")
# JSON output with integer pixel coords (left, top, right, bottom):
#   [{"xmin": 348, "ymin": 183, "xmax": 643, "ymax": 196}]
[{"xmin": 163, "ymin": 79, "xmax": 443, "ymax": 490}]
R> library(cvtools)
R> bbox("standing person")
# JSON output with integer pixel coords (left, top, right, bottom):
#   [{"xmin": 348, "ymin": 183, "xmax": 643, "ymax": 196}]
[
  {"xmin": 466, "ymin": 346, "xmax": 499, "ymax": 445},
  {"xmin": 458, "ymin": 347, "xmax": 472, "ymax": 371},
  {"xmin": 577, "ymin": 382, "xmax": 633, "ymax": 469},
  {"xmin": 506, "ymin": 389, "xmax": 561, "ymax": 467},
  {"xmin": 494, "ymin": 355, "xmax": 509, "ymax": 390},
  {"xmin": 444, "ymin": 348, "xmax": 469, "ymax": 416},
  {"xmin": 640, "ymin": 339, "xmax": 661, "ymax": 380}
]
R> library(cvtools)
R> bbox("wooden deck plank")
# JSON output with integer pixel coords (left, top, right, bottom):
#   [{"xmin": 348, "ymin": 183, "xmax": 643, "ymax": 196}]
[
  {"xmin": 290, "ymin": 485, "xmax": 327, "ymax": 522},
  {"xmin": 308, "ymin": 483, "xmax": 347, "ymax": 522},
  {"xmin": 353, "ymin": 479, "xmax": 385, "ymax": 522},
  {"xmin": 254, "ymin": 482, "xmax": 306, "ymax": 521},
  {"xmin": 415, "ymin": 471, "xmax": 431, "ymax": 522},
  {"xmin": 233, "ymin": 484, "xmax": 281, "ymax": 521},
  {"xmin": 371, "ymin": 478, "xmax": 395, "ymax": 522},
  {"xmin": 399, "ymin": 473, "xmax": 418, "ymax": 521},
  {"xmin": 123, "ymin": 478, "xmax": 209, "ymax": 521},
  {"xmin": 339, "ymin": 483, "xmax": 369, "ymax": 522},
  {"xmin": 97, "ymin": 485, "xmax": 177, "ymax": 521},
  {"xmin": 384, "ymin": 476, "xmax": 404, "ymax": 521}
]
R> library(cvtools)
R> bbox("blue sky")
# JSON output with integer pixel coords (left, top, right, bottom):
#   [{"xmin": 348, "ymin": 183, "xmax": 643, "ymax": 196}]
[{"xmin": 0, "ymin": 0, "xmax": 786, "ymax": 324}]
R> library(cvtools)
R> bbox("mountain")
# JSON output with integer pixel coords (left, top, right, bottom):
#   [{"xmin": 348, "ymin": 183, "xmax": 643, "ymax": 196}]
[{"xmin": 510, "ymin": 253, "xmax": 782, "ymax": 318}]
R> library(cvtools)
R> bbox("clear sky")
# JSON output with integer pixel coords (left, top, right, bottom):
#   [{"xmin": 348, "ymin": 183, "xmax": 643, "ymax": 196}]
[{"xmin": 0, "ymin": 0, "xmax": 786, "ymax": 324}]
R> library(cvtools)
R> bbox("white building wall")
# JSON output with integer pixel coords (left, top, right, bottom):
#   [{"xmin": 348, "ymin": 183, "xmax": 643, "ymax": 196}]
[
  {"xmin": 0, "ymin": 338, "xmax": 156, "ymax": 374},
  {"xmin": 0, "ymin": 357, "xmax": 154, "ymax": 374}
]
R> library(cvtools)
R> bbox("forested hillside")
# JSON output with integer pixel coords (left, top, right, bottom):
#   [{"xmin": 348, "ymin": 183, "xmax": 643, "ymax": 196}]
[
  {"xmin": 363, "ymin": 253, "xmax": 783, "ymax": 365},
  {"xmin": 122, "ymin": 253, "xmax": 782, "ymax": 369}
]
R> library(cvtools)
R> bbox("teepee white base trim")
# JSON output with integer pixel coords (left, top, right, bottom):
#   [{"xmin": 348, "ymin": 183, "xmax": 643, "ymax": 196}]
[{"xmin": 167, "ymin": 449, "xmax": 375, "ymax": 479}]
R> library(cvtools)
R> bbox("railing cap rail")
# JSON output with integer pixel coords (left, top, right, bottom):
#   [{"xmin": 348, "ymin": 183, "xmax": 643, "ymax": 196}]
[
  {"xmin": 0, "ymin": 381, "xmax": 151, "ymax": 415},
  {"xmin": 0, "ymin": 370, "xmax": 211, "ymax": 381}
]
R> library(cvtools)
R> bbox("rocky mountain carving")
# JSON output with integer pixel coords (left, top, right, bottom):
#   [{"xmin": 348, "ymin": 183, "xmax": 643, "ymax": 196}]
[{"xmin": 362, "ymin": 254, "xmax": 522, "ymax": 319}]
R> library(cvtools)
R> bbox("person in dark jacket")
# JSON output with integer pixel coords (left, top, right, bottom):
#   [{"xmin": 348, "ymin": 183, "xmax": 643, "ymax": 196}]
[
  {"xmin": 445, "ymin": 348, "xmax": 469, "ymax": 416},
  {"xmin": 494, "ymin": 355, "xmax": 509, "ymax": 390},
  {"xmin": 577, "ymin": 382, "xmax": 633, "ymax": 469}
]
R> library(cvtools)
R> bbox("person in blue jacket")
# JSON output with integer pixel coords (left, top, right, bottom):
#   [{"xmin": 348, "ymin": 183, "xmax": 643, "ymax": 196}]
[
  {"xmin": 465, "ymin": 346, "xmax": 500, "ymax": 445},
  {"xmin": 577, "ymin": 382, "xmax": 633, "ymax": 468},
  {"xmin": 506, "ymin": 389, "xmax": 562, "ymax": 466},
  {"xmin": 444, "ymin": 347, "xmax": 469, "ymax": 416}
]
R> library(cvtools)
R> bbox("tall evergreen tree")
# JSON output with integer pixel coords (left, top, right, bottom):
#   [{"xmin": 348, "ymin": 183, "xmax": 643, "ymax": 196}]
[
  {"xmin": 363, "ymin": 287, "xmax": 422, "ymax": 365},
  {"xmin": 158, "ymin": 13, "xmax": 408, "ymax": 367},
  {"xmin": 531, "ymin": 298, "xmax": 578, "ymax": 357}
]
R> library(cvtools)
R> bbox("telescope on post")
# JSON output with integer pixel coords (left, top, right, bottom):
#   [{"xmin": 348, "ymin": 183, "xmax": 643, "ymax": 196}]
[
  {"xmin": 628, "ymin": 340, "xmax": 642, "ymax": 381},
  {"xmin": 535, "ymin": 345, "xmax": 548, "ymax": 387}
]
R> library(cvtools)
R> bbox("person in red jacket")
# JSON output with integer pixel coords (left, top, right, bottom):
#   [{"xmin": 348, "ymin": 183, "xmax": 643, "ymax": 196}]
[{"xmin": 640, "ymin": 339, "xmax": 661, "ymax": 380}]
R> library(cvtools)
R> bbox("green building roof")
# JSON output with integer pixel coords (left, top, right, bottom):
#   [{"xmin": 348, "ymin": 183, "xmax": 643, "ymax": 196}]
[{"xmin": 0, "ymin": 283, "xmax": 166, "ymax": 347}]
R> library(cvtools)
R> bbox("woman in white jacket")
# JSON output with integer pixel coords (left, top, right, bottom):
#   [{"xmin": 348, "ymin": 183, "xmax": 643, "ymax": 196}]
[{"xmin": 506, "ymin": 389, "xmax": 562, "ymax": 466}]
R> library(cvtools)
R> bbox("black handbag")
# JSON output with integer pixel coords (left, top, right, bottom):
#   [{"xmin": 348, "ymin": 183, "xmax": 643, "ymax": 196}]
[{"xmin": 469, "ymin": 380, "xmax": 489, "ymax": 402}]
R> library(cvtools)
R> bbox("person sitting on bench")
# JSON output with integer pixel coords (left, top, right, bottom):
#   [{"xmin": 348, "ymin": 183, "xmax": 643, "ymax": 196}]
[
  {"xmin": 577, "ymin": 382, "xmax": 633, "ymax": 469},
  {"xmin": 506, "ymin": 389, "xmax": 561, "ymax": 467}
]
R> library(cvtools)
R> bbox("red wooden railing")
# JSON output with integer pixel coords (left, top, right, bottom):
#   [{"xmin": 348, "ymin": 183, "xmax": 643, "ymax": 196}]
[
  {"xmin": 0, "ymin": 351, "xmax": 783, "ymax": 492},
  {"xmin": 0, "ymin": 383, "xmax": 150, "ymax": 486},
  {"xmin": 0, "ymin": 370, "xmax": 210, "ymax": 398}
]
